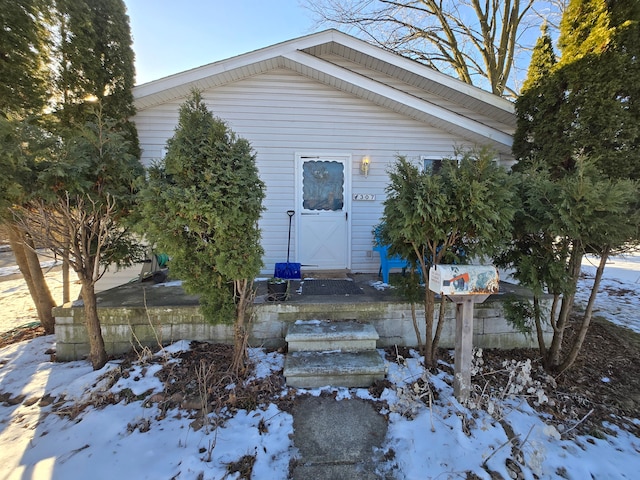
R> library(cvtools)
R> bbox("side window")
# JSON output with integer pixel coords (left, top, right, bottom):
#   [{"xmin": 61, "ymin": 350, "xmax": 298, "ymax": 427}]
[{"xmin": 421, "ymin": 156, "xmax": 458, "ymax": 175}]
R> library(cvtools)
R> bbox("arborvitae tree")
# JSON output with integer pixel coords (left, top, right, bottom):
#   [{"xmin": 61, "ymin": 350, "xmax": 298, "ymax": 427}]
[
  {"xmin": 17, "ymin": 106, "xmax": 144, "ymax": 370},
  {"xmin": 52, "ymin": 0, "xmax": 139, "ymax": 303},
  {"xmin": 380, "ymin": 148, "xmax": 516, "ymax": 367},
  {"xmin": 497, "ymin": 160, "xmax": 639, "ymax": 372},
  {"xmin": 555, "ymin": 0, "xmax": 640, "ymax": 180},
  {"xmin": 0, "ymin": 0, "xmax": 57, "ymax": 332},
  {"xmin": 512, "ymin": 23, "xmax": 570, "ymax": 174},
  {"xmin": 503, "ymin": 0, "xmax": 640, "ymax": 373},
  {"xmin": 516, "ymin": 0, "xmax": 640, "ymax": 180},
  {"xmin": 0, "ymin": 0, "xmax": 50, "ymax": 114},
  {"xmin": 1, "ymin": 0, "xmax": 141, "ymax": 341},
  {"xmin": 521, "ymin": 23, "xmax": 557, "ymax": 92},
  {"xmin": 54, "ymin": 0, "xmax": 139, "ymax": 155},
  {"xmin": 139, "ymin": 91, "xmax": 265, "ymax": 373},
  {"xmin": 0, "ymin": 116, "xmax": 58, "ymax": 333},
  {"xmin": 558, "ymin": 0, "xmax": 614, "ymax": 60}
]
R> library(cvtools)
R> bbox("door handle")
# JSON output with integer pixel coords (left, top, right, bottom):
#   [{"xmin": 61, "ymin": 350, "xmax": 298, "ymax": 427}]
[{"xmin": 345, "ymin": 211, "xmax": 348, "ymax": 221}]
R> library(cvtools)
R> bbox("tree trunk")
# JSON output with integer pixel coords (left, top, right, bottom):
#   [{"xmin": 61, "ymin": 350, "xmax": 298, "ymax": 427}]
[
  {"xmin": 430, "ymin": 296, "xmax": 447, "ymax": 367},
  {"xmin": 557, "ymin": 249, "xmax": 609, "ymax": 374},
  {"xmin": 410, "ymin": 302, "xmax": 423, "ymax": 354},
  {"xmin": 231, "ymin": 279, "xmax": 252, "ymax": 375},
  {"xmin": 549, "ymin": 293, "xmax": 559, "ymax": 331},
  {"xmin": 80, "ymin": 278, "xmax": 107, "ymax": 370},
  {"xmin": 546, "ymin": 241, "xmax": 583, "ymax": 369},
  {"xmin": 62, "ymin": 241, "xmax": 71, "ymax": 304},
  {"xmin": 423, "ymin": 288, "xmax": 437, "ymax": 367},
  {"xmin": 532, "ymin": 295, "xmax": 547, "ymax": 359},
  {"xmin": 6, "ymin": 223, "xmax": 56, "ymax": 334}
]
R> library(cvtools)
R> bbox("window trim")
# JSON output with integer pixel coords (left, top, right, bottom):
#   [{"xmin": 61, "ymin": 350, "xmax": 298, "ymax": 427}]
[{"xmin": 420, "ymin": 155, "xmax": 459, "ymax": 175}]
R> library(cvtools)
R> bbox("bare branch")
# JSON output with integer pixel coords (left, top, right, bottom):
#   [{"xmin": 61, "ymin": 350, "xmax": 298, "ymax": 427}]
[
  {"xmin": 14, "ymin": 191, "xmax": 120, "ymax": 287},
  {"xmin": 303, "ymin": 0, "xmax": 556, "ymax": 96}
]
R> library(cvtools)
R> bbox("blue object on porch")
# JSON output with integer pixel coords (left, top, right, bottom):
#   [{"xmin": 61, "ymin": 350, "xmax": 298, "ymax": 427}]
[
  {"xmin": 373, "ymin": 225, "xmax": 413, "ymax": 284},
  {"xmin": 274, "ymin": 210, "xmax": 302, "ymax": 279},
  {"xmin": 373, "ymin": 243, "xmax": 412, "ymax": 284},
  {"xmin": 155, "ymin": 253, "xmax": 170, "ymax": 268}
]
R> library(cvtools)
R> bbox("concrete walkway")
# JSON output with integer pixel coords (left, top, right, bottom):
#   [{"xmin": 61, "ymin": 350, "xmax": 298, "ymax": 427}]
[{"xmin": 291, "ymin": 396, "xmax": 390, "ymax": 479}]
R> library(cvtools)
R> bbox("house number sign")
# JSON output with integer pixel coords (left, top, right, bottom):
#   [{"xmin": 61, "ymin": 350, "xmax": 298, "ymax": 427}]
[{"xmin": 353, "ymin": 193, "xmax": 376, "ymax": 201}]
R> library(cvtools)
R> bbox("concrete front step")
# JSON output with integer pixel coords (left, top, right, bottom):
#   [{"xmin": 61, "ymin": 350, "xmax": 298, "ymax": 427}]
[
  {"xmin": 286, "ymin": 320, "xmax": 379, "ymax": 352},
  {"xmin": 284, "ymin": 350, "xmax": 387, "ymax": 388}
]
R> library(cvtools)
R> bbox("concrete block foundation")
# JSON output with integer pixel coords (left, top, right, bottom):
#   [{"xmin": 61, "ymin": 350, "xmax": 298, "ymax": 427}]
[{"xmin": 53, "ymin": 277, "xmax": 552, "ymax": 361}]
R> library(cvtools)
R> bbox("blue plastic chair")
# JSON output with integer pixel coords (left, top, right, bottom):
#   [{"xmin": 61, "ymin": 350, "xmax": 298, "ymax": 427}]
[
  {"xmin": 372, "ymin": 224, "xmax": 466, "ymax": 284},
  {"xmin": 373, "ymin": 243, "xmax": 412, "ymax": 284}
]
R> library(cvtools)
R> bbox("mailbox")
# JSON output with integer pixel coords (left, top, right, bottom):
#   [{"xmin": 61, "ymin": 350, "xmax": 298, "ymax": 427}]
[{"xmin": 428, "ymin": 265, "xmax": 499, "ymax": 296}]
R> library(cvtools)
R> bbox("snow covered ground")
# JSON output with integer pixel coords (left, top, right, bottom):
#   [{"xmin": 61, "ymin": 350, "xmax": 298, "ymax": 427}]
[
  {"xmin": 0, "ymin": 262, "xmax": 80, "ymax": 335},
  {"xmin": 576, "ymin": 253, "xmax": 640, "ymax": 333},
  {"xmin": 0, "ymin": 252, "xmax": 638, "ymax": 479},
  {"xmin": 1, "ymin": 337, "xmax": 639, "ymax": 479}
]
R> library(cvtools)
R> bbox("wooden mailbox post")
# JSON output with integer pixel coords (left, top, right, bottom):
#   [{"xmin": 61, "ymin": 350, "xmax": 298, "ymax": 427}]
[{"xmin": 429, "ymin": 265, "xmax": 499, "ymax": 404}]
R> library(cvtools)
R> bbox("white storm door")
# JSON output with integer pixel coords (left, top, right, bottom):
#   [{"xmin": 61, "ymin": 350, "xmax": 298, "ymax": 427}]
[{"xmin": 297, "ymin": 155, "xmax": 350, "ymax": 269}]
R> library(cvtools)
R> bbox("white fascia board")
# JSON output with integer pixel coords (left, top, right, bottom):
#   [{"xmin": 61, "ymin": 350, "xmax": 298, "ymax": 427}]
[
  {"xmin": 282, "ymin": 50, "xmax": 513, "ymax": 149},
  {"xmin": 133, "ymin": 28, "xmax": 513, "ymax": 129},
  {"xmin": 323, "ymin": 31, "xmax": 514, "ymax": 115},
  {"xmin": 133, "ymin": 30, "xmax": 343, "ymax": 101},
  {"xmin": 134, "ymin": 51, "xmax": 281, "ymax": 101}
]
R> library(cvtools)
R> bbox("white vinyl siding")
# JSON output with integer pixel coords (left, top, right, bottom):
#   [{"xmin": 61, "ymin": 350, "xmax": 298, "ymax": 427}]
[{"xmin": 134, "ymin": 69, "xmax": 492, "ymax": 274}]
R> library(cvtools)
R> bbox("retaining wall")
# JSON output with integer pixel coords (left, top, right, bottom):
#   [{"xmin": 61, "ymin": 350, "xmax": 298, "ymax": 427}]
[{"xmin": 54, "ymin": 296, "xmax": 550, "ymax": 361}]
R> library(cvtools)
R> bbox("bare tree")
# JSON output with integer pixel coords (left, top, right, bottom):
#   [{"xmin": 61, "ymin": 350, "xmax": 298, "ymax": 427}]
[
  {"xmin": 305, "ymin": 0, "xmax": 565, "ymax": 97},
  {"xmin": 19, "ymin": 194, "xmax": 121, "ymax": 369},
  {"xmin": 14, "ymin": 108, "xmax": 143, "ymax": 370},
  {"xmin": 1, "ymin": 115, "xmax": 58, "ymax": 333}
]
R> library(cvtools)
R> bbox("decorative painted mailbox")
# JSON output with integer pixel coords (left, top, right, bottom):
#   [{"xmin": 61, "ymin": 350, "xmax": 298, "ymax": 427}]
[
  {"xmin": 428, "ymin": 264, "xmax": 500, "ymax": 405},
  {"xmin": 428, "ymin": 265, "xmax": 499, "ymax": 296}
]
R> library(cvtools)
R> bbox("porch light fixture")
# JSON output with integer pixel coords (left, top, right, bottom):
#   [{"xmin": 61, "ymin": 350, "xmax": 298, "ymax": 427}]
[{"xmin": 360, "ymin": 156, "xmax": 371, "ymax": 177}]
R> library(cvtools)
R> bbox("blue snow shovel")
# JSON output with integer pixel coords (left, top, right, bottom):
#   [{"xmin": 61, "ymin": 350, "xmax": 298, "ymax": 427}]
[{"xmin": 274, "ymin": 210, "xmax": 301, "ymax": 279}]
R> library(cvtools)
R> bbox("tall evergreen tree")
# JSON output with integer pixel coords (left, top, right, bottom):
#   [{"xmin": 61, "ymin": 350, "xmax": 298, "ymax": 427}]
[
  {"xmin": 0, "ymin": 0, "xmax": 57, "ymax": 332},
  {"xmin": 521, "ymin": 23, "xmax": 557, "ymax": 92},
  {"xmin": 1, "ymin": 0, "xmax": 141, "ymax": 342},
  {"xmin": 0, "ymin": 0, "xmax": 49, "ymax": 115},
  {"xmin": 512, "ymin": 23, "xmax": 571, "ymax": 175},
  {"xmin": 17, "ymin": 106, "xmax": 144, "ymax": 370},
  {"xmin": 54, "ymin": 0, "xmax": 139, "ymax": 154},
  {"xmin": 503, "ymin": 0, "xmax": 640, "ymax": 373},
  {"xmin": 139, "ymin": 92, "xmax": 265, "ymax": 373},
  {"xmin": 556, "ymin": 0, "xmax": 640, "ymax": 180},
  {"xmin": 516, "ymin": 0, "xmax": 640, "ymax": 180},
  {"xmin": 558, "ymin": 0, "xmax": 614, "ymax": 59},
  {"xmin": 51, "ymin": 0, "xmax": 139, "ymax": 305}
]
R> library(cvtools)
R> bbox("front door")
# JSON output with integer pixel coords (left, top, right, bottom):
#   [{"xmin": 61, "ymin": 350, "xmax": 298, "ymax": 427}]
[{"xmin": 296, "ymin": 154, "xmax": 350, "ymax": 269}]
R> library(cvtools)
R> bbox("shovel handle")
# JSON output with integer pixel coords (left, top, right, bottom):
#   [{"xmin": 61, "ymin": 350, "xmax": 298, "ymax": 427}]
[{"xmin": 286, "ymin": 210, "xmax": 295, "ymax": 262}]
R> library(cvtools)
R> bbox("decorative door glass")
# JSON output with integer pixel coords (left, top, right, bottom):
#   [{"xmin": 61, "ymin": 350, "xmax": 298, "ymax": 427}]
[{"xmin": 302, "ymin": 161, "xmax": 344, "ymax": 211}]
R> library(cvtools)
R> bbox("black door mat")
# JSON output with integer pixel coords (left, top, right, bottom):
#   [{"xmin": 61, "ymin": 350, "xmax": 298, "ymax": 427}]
[{"xmin": 301, "ymin": 279, "xmax": 364, "ymax": 295}]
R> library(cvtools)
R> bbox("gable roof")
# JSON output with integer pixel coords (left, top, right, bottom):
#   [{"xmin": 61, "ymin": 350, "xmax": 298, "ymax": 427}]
[{"xmin": 133, "ymin": 30, "xmax": 515, "ymax": 154}]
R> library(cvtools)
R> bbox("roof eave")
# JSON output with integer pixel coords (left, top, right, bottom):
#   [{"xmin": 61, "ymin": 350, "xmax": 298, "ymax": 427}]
[{"xmin": 282, "ymin": 50, "xmax": 513, "ymax": 153}]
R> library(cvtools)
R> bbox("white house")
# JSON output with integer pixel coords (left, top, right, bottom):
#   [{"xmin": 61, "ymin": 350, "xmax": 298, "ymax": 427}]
[{"xmin": 132, "ymin": 29, "xmax": 516, "ymax": 275}]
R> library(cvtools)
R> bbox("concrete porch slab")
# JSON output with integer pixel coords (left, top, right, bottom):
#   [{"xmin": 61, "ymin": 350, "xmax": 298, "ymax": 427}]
[{"xmin": 53, "ymin": 273, "xmax": 554, "ymax": 361}]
